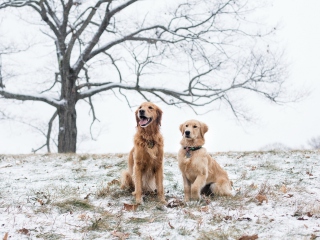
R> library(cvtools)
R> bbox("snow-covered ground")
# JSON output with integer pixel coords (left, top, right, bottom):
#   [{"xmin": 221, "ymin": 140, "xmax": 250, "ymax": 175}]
[{"xmin": 1, "ymin": 151, "xmax": 319, "ymax": 239}]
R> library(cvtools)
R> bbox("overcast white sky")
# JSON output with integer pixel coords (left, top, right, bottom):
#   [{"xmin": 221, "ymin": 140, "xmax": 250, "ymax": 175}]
[{"xmin": 0, "ymin": 0, "xmax": 320, "ymax": 154}]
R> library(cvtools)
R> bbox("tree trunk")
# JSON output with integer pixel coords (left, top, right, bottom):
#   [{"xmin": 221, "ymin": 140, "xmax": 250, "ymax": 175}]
[{"xmin": 58, "ymin": 71, "xmax": 78, "ymax": 153}]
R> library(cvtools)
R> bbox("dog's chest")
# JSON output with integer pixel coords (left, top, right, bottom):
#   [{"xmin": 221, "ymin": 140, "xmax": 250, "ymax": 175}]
[
  {"xmin": 180, "ymin": 158, "xmax": 202, "ymax": 181},
  {"xmin": 185, "ymin": 169, "xmax": 199, "ymax": 183},
  {"xmin": 178, "ymin": 150, "xmax": 207, "ymax": 182}
]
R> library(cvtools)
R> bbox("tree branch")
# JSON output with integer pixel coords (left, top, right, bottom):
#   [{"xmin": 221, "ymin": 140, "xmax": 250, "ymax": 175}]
[
  {"xmin": 0, "ymin": 109, "xmax": 55, "ymax": 153},
  {"xmin": 76, "ymin": 81, "xmax": 113, "ymax": 91},
  {"xmin": 0, "ymin": 89, "xmax": 63, "ymax": 107},
  {"xmin": 0, "ymin": 0, "xmax": 38, "ymax": 9},
  {"xmin": 41, "ymin": 72, "xmax": 60, "ymax": 93},
  {"xmin": 79, "ymin": 66, "xmax": 101, "ymax": 140},
  {"xmin": 60, "ymin": 0, "xmax": 73, "ymax": 36},
  {"xmin": 43, "ymin": 0, "xmax": 61, "ymax": 27},
  {"xmin": 32, "ymin": 143, "xmax": 47, "ymax": 153},
  {"xmin": 37, "ymin": 0, "xmax": 61, "ymax": 38},
  {"xmin": 73, "ymin": 0, "xmax": 138, "ymax": 74},
  {"xmin": 87, "ymin": 25, "xmax": 170, "ymax": 61},
  {"xmin": 103, "ymin": 52, "xmax": 123, "ymax": 82},
  {"xmin": 65, "ymin": 0, "xmax": 108, "ymax": 66}
]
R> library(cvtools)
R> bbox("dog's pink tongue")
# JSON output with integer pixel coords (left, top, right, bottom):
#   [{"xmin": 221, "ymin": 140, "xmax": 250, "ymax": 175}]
[{"xmin": 139, "ymin": 119, "xmax": 148, "ymax": 126}]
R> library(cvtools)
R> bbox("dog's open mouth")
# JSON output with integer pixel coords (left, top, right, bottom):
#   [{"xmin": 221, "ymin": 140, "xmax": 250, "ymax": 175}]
[{"xmin": 139, "ymin": 116, "xmax": 152, "ymax": 127}]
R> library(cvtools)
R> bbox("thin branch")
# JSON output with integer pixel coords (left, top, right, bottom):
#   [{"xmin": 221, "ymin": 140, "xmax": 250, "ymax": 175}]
[
  {"xmin": 65, "ymin": 0, "xmax": 107, "ymax": 64},
  {"xmin": 41, "ymin": 72, "xmax": 60, "ymax": 93},
  {"xmin": 32, "ymin": 143, "xmax": 46, "ymax": 153},
  {"xmin": 87, "ymin": 25, "xmax": 170, "ymax": 61},
  {"xmin": 69, "ymin": 0, "xmax": 114, "ymax": 73},
  {"xmin": 47, "ymin": 110, "xmax": 58, "ymax": 153},
  {"xmin": 118, "ymin": 88, "xmax": 133, "ymax": 109},
  {"xmin": 103, "ymin": 52, "xmax": 123, "ymax": 82},
  {"xmin": 82, "ymin": 67, "xmax": 100, "ymax": 141},
  {"xmin": 137, "ymin": 90, "xmax": 150, "ymax": 102},
  {"xmin": 87, "ymin": 96, "xmax": 100, "ymax": 140},
  {"xmin": 0, "ymin": 109, "xmax": 51, "ymax": 152},
  {"xmin": 0, "ymin": 109, "xmax": 6, "ymax": 120}
]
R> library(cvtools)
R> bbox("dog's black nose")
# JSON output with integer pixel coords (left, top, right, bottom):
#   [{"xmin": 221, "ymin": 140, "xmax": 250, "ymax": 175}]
[
  {"xmin": 139, "ymin": 109, "xmax": 145, "ymax": 115},
  {"xmin": 185, "ymin": 130, "xmax": 190, "ymax": 136}
]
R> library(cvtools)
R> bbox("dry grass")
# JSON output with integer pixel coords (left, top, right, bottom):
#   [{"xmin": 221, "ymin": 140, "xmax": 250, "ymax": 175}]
[
  {"xmin": 54, "ymin": 198, "xmax": 94, "ymax": 213},
  {"xmin": 35, "ymin": 232, "xmax": 65, "ymax": 240}
]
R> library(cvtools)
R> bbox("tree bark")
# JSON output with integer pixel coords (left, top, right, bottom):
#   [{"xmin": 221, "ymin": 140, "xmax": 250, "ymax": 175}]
[{"xmin": 58, "ymin": 71, "xmax": 77, "ymax": 153}]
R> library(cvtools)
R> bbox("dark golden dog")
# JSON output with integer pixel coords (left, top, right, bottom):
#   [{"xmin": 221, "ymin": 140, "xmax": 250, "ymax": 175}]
[
  {"xmin": 178, "ymin": 119, "xmax": 232, "ymax": 201},
  {"xmin": 120, "ymin": 102, "xmax": 166, "ymax": 204}
]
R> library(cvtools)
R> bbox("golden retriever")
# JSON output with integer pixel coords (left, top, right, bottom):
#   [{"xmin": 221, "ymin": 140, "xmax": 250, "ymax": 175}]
[
  {"xmin": 120, "ymin": 102, "xmax": 166, "ymax": 204},
  {"xmin": 178, "ymin": 119, "xmax": 232, "ymax": 201}
]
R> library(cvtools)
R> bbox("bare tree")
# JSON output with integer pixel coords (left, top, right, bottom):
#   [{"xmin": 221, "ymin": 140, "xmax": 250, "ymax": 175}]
[
  {"xmin": 308, "ymin": 136, "xmax": 320, "ymax": 149},
  {"xmin": 0, "ymin": 0, "xmax": 286, "ymax": 153}
]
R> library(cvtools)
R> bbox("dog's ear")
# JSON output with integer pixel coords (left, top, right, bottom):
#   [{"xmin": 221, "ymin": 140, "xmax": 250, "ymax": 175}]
[
  {"xmin": 135, "ymin": 108, "xmax": 140, "ymax": 127},
  {"xmin": 200, "ymin": 122, "xmax": 208, "ymax": 138},
  {"xmin": 156, "ymin": 107, "xmax": 163, "ymax": 126},
  {"xmin": 179, "ymin": 123, "xmax": 184, "ymax": 135}
]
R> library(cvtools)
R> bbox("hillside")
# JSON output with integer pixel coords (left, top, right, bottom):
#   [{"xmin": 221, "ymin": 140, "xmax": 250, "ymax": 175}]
[{"xmin": 1, "ymin": 151, "xmax": 319, "ymax": 239}]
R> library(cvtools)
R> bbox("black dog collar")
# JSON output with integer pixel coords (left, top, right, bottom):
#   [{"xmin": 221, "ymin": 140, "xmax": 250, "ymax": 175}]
[{"xmin": 183, "ymin": 146, "xmax": 202, "ymax": 158}]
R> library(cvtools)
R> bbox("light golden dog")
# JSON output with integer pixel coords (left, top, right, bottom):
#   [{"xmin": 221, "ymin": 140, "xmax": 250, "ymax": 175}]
[
  {"xmin": 120, "ymin": 102, "xmax": 166, "ymax": 204},
  {"xmin": 178, "ymin": 119, "xmax": 232, "ymax": 201}
]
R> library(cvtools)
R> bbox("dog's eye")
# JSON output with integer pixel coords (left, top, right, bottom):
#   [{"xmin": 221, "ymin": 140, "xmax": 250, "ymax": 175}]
[
  {"xmin": 148, "ymin": 106, "xmax": 153, "ymax": 109},
  {"xmin": 186, "ymin": 125, "xmax": 188, "ymax": 127},
  {"xmin": 193, "ymin": 125, "xmax": 197, "ymax": 128}
]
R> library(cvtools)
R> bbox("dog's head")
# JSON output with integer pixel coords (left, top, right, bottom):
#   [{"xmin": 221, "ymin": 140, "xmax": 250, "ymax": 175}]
[
  {"xmin": 135, "ymin": 102, "xmax": 162, "ymax": 128},
  {"xmin": 179, "ymin": 119, "xmax": 208, "ymax": 140}
]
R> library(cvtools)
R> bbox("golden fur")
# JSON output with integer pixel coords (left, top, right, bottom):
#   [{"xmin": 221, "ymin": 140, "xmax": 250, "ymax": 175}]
[
  {"xmin": 178, "ymin": 119, "xmax": 232, "ymax": 201},
  {"xmin": 120, "ymin": 102, "xmax": 165, "ymax": 204}
]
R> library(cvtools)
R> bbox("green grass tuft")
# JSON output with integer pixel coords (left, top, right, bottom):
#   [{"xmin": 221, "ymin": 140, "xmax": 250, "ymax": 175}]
[{"xmin": 54, "ymin": 198, "xmax": 93, "ymax": 213}]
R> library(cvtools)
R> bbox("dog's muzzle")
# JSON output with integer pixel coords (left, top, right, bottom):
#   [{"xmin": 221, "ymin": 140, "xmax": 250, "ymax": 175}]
[
  {"xmin": 185, "ymin": 130, "xmax": 191, "ymax": 138},
  {"xmin": 138, "ymin": 114, "xmax": 152, "ymax": 127}
]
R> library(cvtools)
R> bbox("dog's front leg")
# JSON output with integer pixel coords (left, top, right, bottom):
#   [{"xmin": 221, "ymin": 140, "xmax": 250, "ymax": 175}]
[
  {"xmin": 191, "ymin": 174, "xmax": 207, "ymax": 201},
  {"xmin": 155, "ymin": 164, "xmax": 166, "ymax": 203},
  {"xmin": 182, "ymin": 175, "xmax": 191, "ymax": 202},
  {"xmin": 133, "ymin": 162, "xmax": 143, "ymax": 204}
]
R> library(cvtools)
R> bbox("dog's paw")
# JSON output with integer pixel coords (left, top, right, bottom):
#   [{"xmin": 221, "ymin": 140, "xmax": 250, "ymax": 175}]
[
  {"xmin": 160, "ymin": 199, "xmax": 167, "ymax": 205},
  {"xmin": 135, "ymin": 198, "xmax": 144, "ymax": 205}
]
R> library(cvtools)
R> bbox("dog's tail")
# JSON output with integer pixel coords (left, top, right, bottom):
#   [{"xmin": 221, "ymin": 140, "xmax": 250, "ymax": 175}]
[
  {"xmin": 120, "ymin": 170, "xmax": 134, "ymax": 190},
  {"xmin": 209, "ymin": 179, "xmax": 232, "ymax": 196}
]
